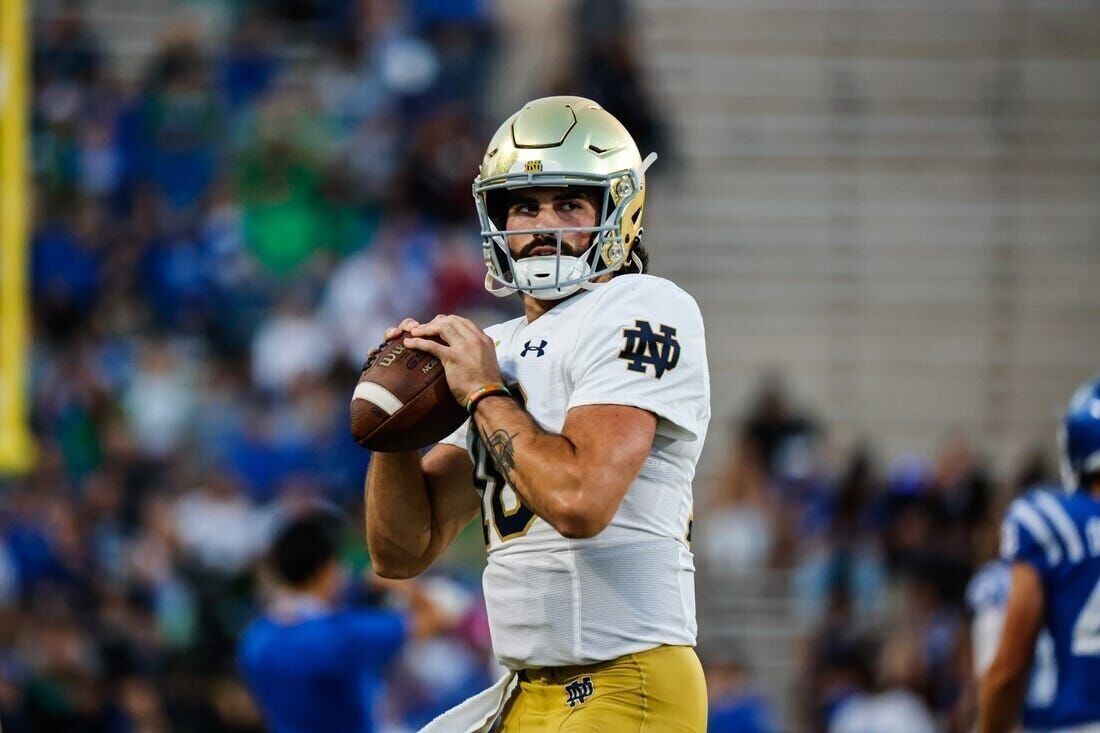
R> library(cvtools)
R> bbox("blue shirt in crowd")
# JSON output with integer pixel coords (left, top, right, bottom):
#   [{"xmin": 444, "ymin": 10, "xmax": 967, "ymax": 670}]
[
  {"xmin": 238, "ymin": 602, "xmax": 407, "ymax": 733},
  {"xmin": 708, "ymin": 691, "xmax": 777, "ymax": 733}
]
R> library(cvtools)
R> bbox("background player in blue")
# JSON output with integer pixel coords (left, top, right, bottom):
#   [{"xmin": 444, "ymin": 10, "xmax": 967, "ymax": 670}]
[
  {"xmin": 238, "ymin": 510, "xmax": 448, "ymax": 733},
  {"xmin": 968, "ymin": 543, "xmax": 1057, "ymax": 727},
  {"xmin": 979, "ymin": 375, "xmax": 1100, "ymax": 733}
]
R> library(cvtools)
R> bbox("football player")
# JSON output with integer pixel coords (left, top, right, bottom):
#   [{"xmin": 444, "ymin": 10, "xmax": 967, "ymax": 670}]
[
  {"xmin": 968, "ymin": 544, "xmax": 1057, "ymax": 728},
  {"xmin": 979, "ymin": 375, "xmax": 1100, "ymax": 733},
  {"xmin": 364, "ymin": 96, "xmax": 711, "ymax": 731}
]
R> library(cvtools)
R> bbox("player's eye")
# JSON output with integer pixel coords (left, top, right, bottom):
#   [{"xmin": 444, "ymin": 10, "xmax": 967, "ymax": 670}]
[
  {"xmin": 558, "ymin": 200, "xmax": 582, "ymax": 212},
  {"xmin": 510, "ymin": 203, "xmax": 538, "ymax": 216}
]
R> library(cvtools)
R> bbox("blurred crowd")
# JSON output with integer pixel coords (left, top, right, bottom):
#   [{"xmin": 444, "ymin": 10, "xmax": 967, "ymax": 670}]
[
  {"xmin": 9, "ymin": 0, "xmax": 667, "ymax": 731},
  {"xmin": 696, "ymin": 375, "xmax": 1054, "ymax": 733}
]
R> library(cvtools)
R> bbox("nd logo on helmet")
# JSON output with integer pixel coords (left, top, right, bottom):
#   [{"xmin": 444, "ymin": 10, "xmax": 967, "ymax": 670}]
[{"xmin": 524, "ymin": 160, "xmax": 543, "ymax": 173}]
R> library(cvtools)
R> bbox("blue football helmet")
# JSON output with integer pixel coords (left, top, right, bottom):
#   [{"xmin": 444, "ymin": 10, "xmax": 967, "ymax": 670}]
[{"xmin": 1060, "ymin": 374, "xmax": 1100, "ymax": 491}]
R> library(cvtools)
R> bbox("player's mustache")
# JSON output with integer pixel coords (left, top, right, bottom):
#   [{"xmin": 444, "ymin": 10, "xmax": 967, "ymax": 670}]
[{"xmin": 517, "ymin": 237, "xmax": 576, "ymax": 259}]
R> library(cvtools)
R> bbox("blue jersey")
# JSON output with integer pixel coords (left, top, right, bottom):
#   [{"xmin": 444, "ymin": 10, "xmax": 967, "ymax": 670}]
[
  {"xmin": 238, "ymin": 606, "xmax": 407, "ymax": 733},
  {"xmin": 1001, "ymin": 489, "xmax": 1100, "ymax": 728},
  {"xmin": 966, "ymin": 559, "xmax": 1057, "ymax": 728}
]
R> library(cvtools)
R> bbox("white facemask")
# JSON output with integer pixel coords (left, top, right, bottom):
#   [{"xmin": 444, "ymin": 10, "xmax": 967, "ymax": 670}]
[{"xmin": 510, "ymin": 252, "xmax": 594, "ymax": 300}]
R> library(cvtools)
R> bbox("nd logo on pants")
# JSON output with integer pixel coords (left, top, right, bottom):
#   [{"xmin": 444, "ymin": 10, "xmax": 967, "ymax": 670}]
[{"xmin": 496, "ymin": 645, "xmax": 707, "ymax": 732}]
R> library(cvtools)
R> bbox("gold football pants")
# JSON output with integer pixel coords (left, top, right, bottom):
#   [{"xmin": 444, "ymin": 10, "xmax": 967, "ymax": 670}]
[{"xmin": 497, "ymin": 645, "xmax": 707, "ymax": 732}]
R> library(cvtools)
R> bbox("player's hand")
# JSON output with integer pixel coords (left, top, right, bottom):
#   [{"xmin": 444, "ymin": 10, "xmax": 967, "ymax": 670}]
[
  {"xmin": 364, "ymin": 319, "xmax": 421, "ymax": 369},
  {"xmin": 404, "ymin": 315, "xmax": 503, "ymax": 405},
  {"xmin": 384, "ymin": 318, "xmax": 420, "ymax": 342}
]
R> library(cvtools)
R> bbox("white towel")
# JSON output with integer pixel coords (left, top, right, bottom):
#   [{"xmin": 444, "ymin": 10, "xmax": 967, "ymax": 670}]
[{"xmin": 418, "ymin": 672, "xmax": 518, "ymax": 733}]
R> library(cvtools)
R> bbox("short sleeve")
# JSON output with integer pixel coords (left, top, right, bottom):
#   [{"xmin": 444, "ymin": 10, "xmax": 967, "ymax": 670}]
[
  {"xmin": 1000, "ymin": 497, "xmax": 1060, "ymax": 583},
  {"xmin": 567, "ymin": 276, "xmax": 710, "ymax": 441}
]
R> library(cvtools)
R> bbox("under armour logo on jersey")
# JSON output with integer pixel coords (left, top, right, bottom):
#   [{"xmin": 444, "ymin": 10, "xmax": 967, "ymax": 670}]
[
  {"xmin": 564, "ymin": 676, "xmax": 594, "ymax": 707},
  {"xmin": 521, "ymin": 339, "xmax": 547, "ymax": 358},
  {"xmin": 619, "ymin": 320, "xmax": 680, "ymax": 379}
]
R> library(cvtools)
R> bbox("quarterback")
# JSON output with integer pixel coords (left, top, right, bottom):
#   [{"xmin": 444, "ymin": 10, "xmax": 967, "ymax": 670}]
[{"xmin": 365, "ymin": 96, "xmax": 711, "ymax": 731}]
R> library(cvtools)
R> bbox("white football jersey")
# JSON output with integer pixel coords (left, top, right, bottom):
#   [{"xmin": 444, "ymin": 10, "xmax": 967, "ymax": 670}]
[{"xmin": 440, "ymin": 274, "xmax": 711, "ymax": 670}]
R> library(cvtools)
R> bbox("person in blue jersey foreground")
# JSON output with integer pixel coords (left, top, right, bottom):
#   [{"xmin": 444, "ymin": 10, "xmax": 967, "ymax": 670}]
[
  {"xmin": 238, "ymin": 510, "xmax": 450, "ymax": 733},
  {"xmin": 979, "ymin": 374, "xmax": 1100, "ymax": 733}
]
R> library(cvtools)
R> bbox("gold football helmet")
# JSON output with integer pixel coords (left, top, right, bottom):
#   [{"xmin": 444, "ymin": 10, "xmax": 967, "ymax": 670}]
[{"xmin": 473, "ymin": 96, "xmax": 657, "ymax": 299}]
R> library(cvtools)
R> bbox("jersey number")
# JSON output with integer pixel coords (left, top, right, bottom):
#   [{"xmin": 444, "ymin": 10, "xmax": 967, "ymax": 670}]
[
  {"xmin": 1073, "ymin": 576, "xmax": 1100, "ymax": 655},
  {"xmin": 470, "ymin": 384, "xmax": 536, "ymax": 544}
]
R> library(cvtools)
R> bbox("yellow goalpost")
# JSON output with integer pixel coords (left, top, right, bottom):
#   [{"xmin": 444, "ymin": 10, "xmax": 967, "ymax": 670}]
[{"xmin": 0, "ymin": 0, "xmax": 35, "ymax": 474}]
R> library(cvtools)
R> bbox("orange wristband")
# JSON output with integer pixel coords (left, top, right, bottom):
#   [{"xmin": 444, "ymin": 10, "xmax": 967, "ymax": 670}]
[{"xmin": 465, "ymin": 383, "xmax": 511, "ymax": 415}]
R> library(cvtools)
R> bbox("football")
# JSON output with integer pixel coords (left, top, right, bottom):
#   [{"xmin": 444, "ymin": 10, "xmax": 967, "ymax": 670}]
[{"xmin": 350, "ymin": 334, "xmax": 468, "ymax": 452}]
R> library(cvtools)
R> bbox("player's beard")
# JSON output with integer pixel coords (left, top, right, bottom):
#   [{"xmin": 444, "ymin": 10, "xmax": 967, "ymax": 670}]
[{"xmin": 515, "ymin": 235, "xmax": 587, "ymax": 260}]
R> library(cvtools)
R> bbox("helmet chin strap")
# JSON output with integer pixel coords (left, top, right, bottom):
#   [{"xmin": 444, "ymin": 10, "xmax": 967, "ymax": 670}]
[{"xmin": 484, "ymin": 272, "xmax": 516, "ymax": 298}]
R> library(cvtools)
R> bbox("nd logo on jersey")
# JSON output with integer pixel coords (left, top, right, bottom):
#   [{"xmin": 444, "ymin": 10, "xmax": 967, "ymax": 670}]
[{"xmin": 618, "ymin": 320, "xmax": 680, "ymax": 379}]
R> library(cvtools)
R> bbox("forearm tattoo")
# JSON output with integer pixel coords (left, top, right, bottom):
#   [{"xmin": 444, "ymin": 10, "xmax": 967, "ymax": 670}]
[{"xmin": 486, "ymin": 429, "xmax": 518, "ymax": 484}]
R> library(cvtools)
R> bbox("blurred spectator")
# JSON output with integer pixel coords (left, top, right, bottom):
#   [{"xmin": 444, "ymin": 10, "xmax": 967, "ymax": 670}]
[
  {"xmin": 413, "ymin": 0, "xmax": 496, "ymax": 111},
  {"xmin": 172, "ymin": 473, "xmax": 276, "ymax": 576},
  {"xmin": 881, "ymin": 451, "xmax": 974, "ymax": 605},
  {"xmin": 801, "ymin": 589, "xmax": 871, "ymax": 731},
  {"xmin": 742, "ymin": 374, "xmax": 820, "ymax": 481},
  {"xmin": 238, "ymin": 510, "xmax": 451, "ymax": 733},
  {"xmin": 1009, "ymin": 447, "xmax": 1055, "ymax": 494},
  {"xmin": 793, "ymin": 449, "xmax": 886, "ymax": 627},
  {"xmin": 697, "ymin": 432, "xmax": 776, "ymax": 571},
  {"xmin": 401, "ymin": 104, "xmax": 486, "ymax": 224},
  {"xmin": 31, "ymin": 205, "xmax": 103, "ymax": 342},
  {"xmin": 122, "ymin": 340, "xmax": 197, "ymax": 459},
  {"xmin": 828, "ymin": 635, "xmax": 939, "ymax": 733},
  {"xmin": 251, "ymin": 294, "xmax": 336, "ymax": 393},
  {"xmin": 34, "ymin": 1, "xmax": 102, "ymax": 88},
  {"xmin": 387, "ymin": 575, "xmax": 497, "ymax": 730},
  {"xmin": 706, "ymin": 653, "xmax": 778, "ymax": 733},
  {"xmin": 235, "ymin": 81, "xmax": 336, "ymax": 274},
  {"xmin": 218, "ymin": 15, "xmax": 280, "ymax": 116},
  {"xmin": 430, "ymin": 229, "xmax": 492, "ymax": 316},
  {"xmin": 320, "ymin": 213, "xmax": 439, "ymax": 367},
  {"xmin": 138, "ymin": 225, "xmax": 217, "ymax": 331},
  {"xmin": 928, "ymin": 434, "xmax": 992, "ymax": 560},
  {"xmin": 134, "ymin": 25, "xmax": 224, "ymax": 214}
]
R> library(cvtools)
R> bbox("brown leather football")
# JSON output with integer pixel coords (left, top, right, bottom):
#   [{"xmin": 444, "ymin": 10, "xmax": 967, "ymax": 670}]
[{"xmin": 350, "ymin": 334, "xmax": 468, "ymax": 452}]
